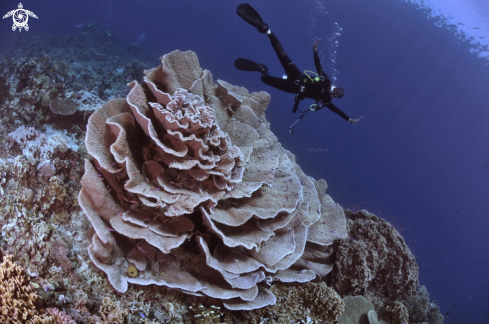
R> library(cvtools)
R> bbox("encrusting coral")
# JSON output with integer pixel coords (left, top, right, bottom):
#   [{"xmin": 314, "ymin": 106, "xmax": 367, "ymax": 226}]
[
  {"xmin": 46, "ymin": 308, "xmax": 76, "ymax": 324},
  {"xmin": 244, "ymin": 282, "xmax": 345, "ymax": 323},
  {"xmin": 407, "ymin": 285, "xmax": 444, "ymax": 324},
  {"xmin": 0, "ymin": 254, "xmax": 55, "ymax": 323},
  {"xmin": 79, "ymin": 50, "xmax": 349, "ymax": 310},
  {"xmin": 331, "ymin": 209, "xmax": 419, "ymax": 310}
]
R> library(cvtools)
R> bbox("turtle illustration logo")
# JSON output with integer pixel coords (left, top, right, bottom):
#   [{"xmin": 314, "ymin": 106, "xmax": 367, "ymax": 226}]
[{"xmin": 2, "ymin": 3, "xmax": 38, "ymax": 32}]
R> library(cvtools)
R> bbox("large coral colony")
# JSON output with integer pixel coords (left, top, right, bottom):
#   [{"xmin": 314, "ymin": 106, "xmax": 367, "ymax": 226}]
[
  {"xmin": 0, "ymin": 47, "xmax": 444, "ymax": 323},
  {"xmin": 79, "ymin": 49, "xmax": 348, "ymax": 311}
]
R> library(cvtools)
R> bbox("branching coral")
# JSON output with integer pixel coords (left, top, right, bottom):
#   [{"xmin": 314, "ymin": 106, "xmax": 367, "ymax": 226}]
[
  {"xmin": 331, "ymin": 209, "xmax": 419, "ymax": 309},
  {"xmin": 79, "ymin": 50, "xmax": 348, "ymax": 310},
  {"xmin": 0, "ymin": 255, "xmax": 55, "ymax": 323}
]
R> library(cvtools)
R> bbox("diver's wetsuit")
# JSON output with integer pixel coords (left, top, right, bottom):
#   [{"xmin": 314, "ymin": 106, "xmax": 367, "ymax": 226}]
[{"xmin": 261, "ymin": 32, "xmax": 350, "ymax": 121}]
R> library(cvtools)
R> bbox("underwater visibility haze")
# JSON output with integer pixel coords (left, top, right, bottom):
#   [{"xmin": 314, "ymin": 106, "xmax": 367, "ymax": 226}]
[{"xmin": 0, "ymin": 0, "xmax": 488, "ymax": 323}]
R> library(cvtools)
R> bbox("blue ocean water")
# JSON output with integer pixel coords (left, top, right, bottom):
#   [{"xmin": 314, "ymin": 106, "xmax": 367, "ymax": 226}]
[{"xmin": 1, "ymin": 0, "xmax": 488, "ymax": 322}]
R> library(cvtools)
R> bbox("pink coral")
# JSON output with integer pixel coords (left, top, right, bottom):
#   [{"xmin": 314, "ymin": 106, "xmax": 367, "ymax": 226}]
[
  {"xmin": 47, "ymin": 308, "xmax": 76, "ymax": 324},
  {"xmin": 48, "ymin": 238, "xmax": 73, "ymax": 272}
]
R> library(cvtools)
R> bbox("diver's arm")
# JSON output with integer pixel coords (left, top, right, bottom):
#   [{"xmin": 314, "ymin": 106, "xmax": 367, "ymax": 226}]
[
  {"xmin": 292, "ymin": 93, "xmax": 304, "ymax": 113},
  {"xmin": 313, "ymin": 39, "xmax": 331, "ymax": 82},
  {"xmin": 324, "ymin": 103, "xmax": 363, "ymax": 123},
  {"xmin": 313, "ymin": 40, "xmax": 324, "ymax": 76}
]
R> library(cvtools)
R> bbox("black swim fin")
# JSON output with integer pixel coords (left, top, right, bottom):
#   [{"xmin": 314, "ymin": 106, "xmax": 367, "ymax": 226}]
[
  {"xmin": 234, "ymin": 58, "xmax": 268, "ymax": 74},
  {"xmin": 237, "ymin": 3, "xmax": 269, "ymax": 33}
]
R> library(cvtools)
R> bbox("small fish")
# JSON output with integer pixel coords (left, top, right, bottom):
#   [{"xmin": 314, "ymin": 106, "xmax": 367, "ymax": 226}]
[
  {"xmin": 75, "ymin": 22, "xmax": 85, "ymax": 28},
  {"xmin": 126, "ymin": 75, "xmax": 132, "ymax": 81},
  {"xmin": 107, "ymin": 227, "xmax": 115, "ymax": 232},
  {"xmin": 137, "ymin": 246, "xmax": 146, "ymax": 254},
  {"xmin": 330, "ymin": 230, "xmax": 336, "ymax": 233},
  {"xmin": 257, "ymin": 286, "xmax": 264, "ymax": 297},
  {"xmin": 140, "ymin": 313, "xmax": 146, "ymax": 318},
  {"xmin": 150, "ymin": 187, "xmax": 161, "ymax": 191}
]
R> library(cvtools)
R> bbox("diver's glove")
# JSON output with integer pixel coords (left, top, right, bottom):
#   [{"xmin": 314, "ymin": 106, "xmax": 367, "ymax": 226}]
[
  {"xmin": 348, "ymin": 116, "xmax": 364, "ymax": 124},
  {"xmin": 313, "ymin": 39, "xmax": 321, "ymax": 51}
]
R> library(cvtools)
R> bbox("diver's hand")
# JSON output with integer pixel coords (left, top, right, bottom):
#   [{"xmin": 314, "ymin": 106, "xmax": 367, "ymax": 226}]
[
  {"xmin": 348, "ymin": 116, "xmax": 363, "ymax": 124},
  {"xmin": 313, "ymin": 39, "xmax": 321, "ymax": 50}
]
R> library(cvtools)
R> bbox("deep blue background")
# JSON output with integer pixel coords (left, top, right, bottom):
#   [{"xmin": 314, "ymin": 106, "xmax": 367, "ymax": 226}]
[{"xmin": 1, "ymin": 0, "xmax": 488, "ymax": 322}]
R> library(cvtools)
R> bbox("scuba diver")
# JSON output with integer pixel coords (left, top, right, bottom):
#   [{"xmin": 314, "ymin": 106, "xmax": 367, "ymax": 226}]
[{"xmin": 234, "ymin": 3, "xmax": 363, "ymax": 133}]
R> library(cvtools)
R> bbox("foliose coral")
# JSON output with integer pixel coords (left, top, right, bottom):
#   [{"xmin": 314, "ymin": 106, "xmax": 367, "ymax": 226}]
[
  {"xmin": 79, "ymin": 50, "xmax": 348, "ymax": 310},
  {"xmin": 331, "ymin": 209, "xmax": 419, "ymax": 309},
  {"xmin": 336, "ymin": 295, "xmax": 375, "ymax": 324}
]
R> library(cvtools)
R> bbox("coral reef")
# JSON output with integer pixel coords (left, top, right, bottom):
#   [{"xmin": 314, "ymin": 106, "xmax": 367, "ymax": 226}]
[
  {"xmin": 0, "ymin": 32, "xmax": 445, "ymax": 322},
  {"xmin": 0, "ymin": 32, "xmax": 150, "ymax": 140},
  {"xmin": 0, "ymin": 255, "xmax": 55, "ymax": 323},
  {"xmin": 0, "ymin": 75, "xmax": 9, "ymax": 107},
  {"xmin": 331, "ymin": 209, "xmax": 419, "ymax": 309},
  {"xmin": 79, "ymin": 49, "xmax": 348, "ymax": 310}
]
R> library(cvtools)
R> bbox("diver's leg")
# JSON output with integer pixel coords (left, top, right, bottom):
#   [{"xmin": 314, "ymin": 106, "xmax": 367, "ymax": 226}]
[
  {"xmin": 261, "ymin": 75, "xmax": 298, "ymax": 94},
  {"xmin": 266, "ymin": 32, "xmax": 302, "ymax": 80}
]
